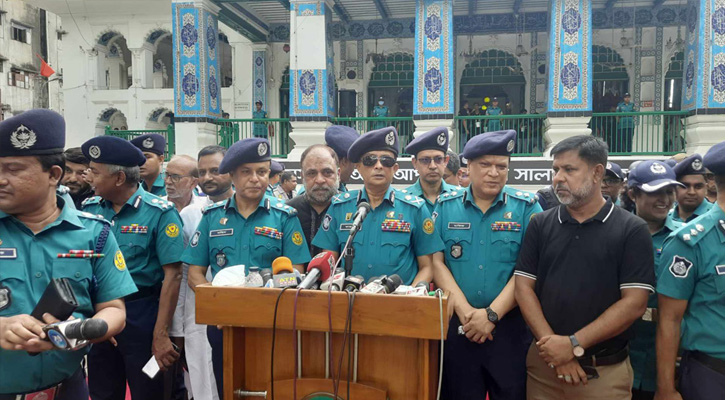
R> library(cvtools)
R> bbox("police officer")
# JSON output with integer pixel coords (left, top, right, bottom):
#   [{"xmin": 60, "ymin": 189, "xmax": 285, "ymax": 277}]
[
  {"xmin": 655, "ymin": 140, "xmax": 725, "ymax": 400},
  {"xmin": 312, "ymin": 126, "xmax": 444, "ymax": 285},
  {"xmin": 485, "ymin": 97, "xmax": 503, "ymax": 132},
  {"xmin": 0, "ymin": 110, "xmax": 136, "ymax": 399},
  {"xmin": 404, "ymin": 127, "xmax": 459, "ymax": 213},
  {"xmin": 252, "ymin": 100, "xmax": 269, "ymax": 138},
  {"xmin": 614, "ymin": 93, "xmax": 636, "ymax": 153},
  {"xmin": 130, "ymin": 133, "xmax": 167, "ymax": 196},
  {"xmin": 183, "ymin": 138, "xmax": 311, "ymax": 398},
  {"xmin": 671, "ymin": 154, "xmax": 713, "ymax": 223},
  {"xmin": 266, "ymin": 159, "xmax": 284, "ymax": 197},
  {"xmin": 432, "ymin": 130, "xmax": 541, "ymax": 400},
  {"xmin": 372, "ymin": 97, "xmax": 390, "ymax": 129},
  {"xmin": 602, "ymin": 162, "xmax": 625, "ymax": 206},
  {"xmin": 624, "ymin": 160, "xmax": 685, "ymax": 400},
  {"xmin": 81, "ymin": 136, "xmax": 184, "ymax": 400}
]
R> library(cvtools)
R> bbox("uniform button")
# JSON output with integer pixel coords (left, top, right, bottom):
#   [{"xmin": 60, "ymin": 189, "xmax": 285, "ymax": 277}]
[
  {"xmin": 477, "ymin": 291, "xmax": 482, "ymax": 296},
  {"xmin": 75, "ymin": 272, "xmax": 81, "ymax": 278},
  {"xmin": 370, "ymin": 241, "xmax": 374, "ymax": 245},
  {"xmin": 575, "ymin": 235, "xmax": 579, "ymax": 240},
  {"xmin": 504, "ymin": 237, "xmax": 510, "ymax": 243},
  {"xmin": 35, "ymin": 272, "xmax": 42, "ymax": 278},
  {"xmin": 479, "ymin": 240, "xmax": 484, "ymax": 245},
  {"xmin": 368, "ymin": 264, "xmax": 373, "ymax": 269},
  {"xmin": 243, "ymin": 245, "xmax": 248, "ymax": 250},
  {"xmin": 478, "ymin": 265, "xmax": 483, "ymax": 270}
]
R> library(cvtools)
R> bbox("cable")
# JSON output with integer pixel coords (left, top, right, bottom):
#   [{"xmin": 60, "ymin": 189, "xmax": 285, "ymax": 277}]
[
  {"xmin": 64, "ymin": 0, "xmax": 92, "ymax": 49},
  {"xmin": 333, "ymin": 290, "xmax": 352, "ymax": 398},
  {"xmin": 270, "ymin": 286, "xmax": 292, "ymax": 400},
  {"xmin": 435, "ymin": 289, "xmax": 445, "ymax": 400},
  {"xmin": 292, "ymin": 288, "xmax": 302, "ymax": 400},
  {"xmin": 346, "ymin": 291, "xmax": 356, "ymax": 400}
]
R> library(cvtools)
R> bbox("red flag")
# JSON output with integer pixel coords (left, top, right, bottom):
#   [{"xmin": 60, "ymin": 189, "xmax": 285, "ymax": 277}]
[{"xmin": 36, "ymin": 54, "xmax": 55, "ymax": 77}]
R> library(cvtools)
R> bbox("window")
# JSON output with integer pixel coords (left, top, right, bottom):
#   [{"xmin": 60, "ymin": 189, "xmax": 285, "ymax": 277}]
[
  {"xmin": 11, "ymin": 23, "xmax": 30, "ymax": 44},
  {"xmin": 8, "ymin": 71, "xmax": 30, "ymax": 88}
]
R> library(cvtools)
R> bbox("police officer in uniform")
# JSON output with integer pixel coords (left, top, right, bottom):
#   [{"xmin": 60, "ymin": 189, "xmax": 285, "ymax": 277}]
[
  {"xmin": 266, "ymin": 160, "xmax": 284, "ymax": 197},
  {"xmin": 485, "ymin": 97, "xmax": 503, "ymax": 132},
  {"xmin": 404, "ymin": 127, "xmax": 459, "ymax": 214},
  {"xmin": 624, "ymin": 160, "xmax": 685, "ymax": 400},
  {"xmin": 81, "ymin": 136, "xmax": 185, "ymax": 400},
  {"xmin": 130, "ymin": 133, "xmax": 167, "ymax": 197},
  {"xmin": 671, "ymin": 154, "xmax": 713, "ymax": 223},
  {"xmin": 614, "ymin": 93, "xmax": 636, "ymax": 153},
  {"xmin": 0, "ymin": 110, "xmax": 136, "ymax": 399},
  {"xmin": 432, "ymin": 130, "xmax": 541, "ymax": 400},
  {"xmin": 372, "ymin": 97, "xmax": 390, "ymax": 129},
  {"xmin": 655, "ymin": 140, "xmax": 725, "ymax": 400},
  {"xmin": 312, "ymin": 126, "xmax": 444, "ymax": 285},
  {"xmin": 252, "ymin": 100, "xmax": 269, "ymax": 138},
  {"xmin": 183, "ymin": 138, "xmax": 311, "ymax": 398}
]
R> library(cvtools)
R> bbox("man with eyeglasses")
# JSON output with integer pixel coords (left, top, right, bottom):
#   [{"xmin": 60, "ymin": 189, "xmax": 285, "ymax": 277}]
[
  {"xmin": 432, "ymin": 130, "xmax": 541, "ymax": 400},
  {"xmin": 704, "ymin": 169, "xmax": 717, "ymax": 203},
  {"xmin": 403, "ymin": 127, "xmax": 459, "ymax": 213},
  {"xmin": 287, "ymin": 144, "xmax": 340, "ymax": 257},
  {"xmin": 131, "ymin": 133, "xmax": 167, "ymax": 196},
  {"xmin": 601, "ymin": 162, "xmax": 625, "ymax": 206},
  {"xmin": 312, "ymin": 126, "xmax": 444, "ymax": 285},
  {"xmin": 164, "ymin": 155, "xmax": 201, "ymax": 212},
  {"xmin": 670, "ymin": 154, "xmax": 713, "ymax": 223}
]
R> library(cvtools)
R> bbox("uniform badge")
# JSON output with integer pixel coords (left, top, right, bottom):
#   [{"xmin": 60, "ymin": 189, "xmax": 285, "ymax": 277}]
[
  {"xmin": 258, "ymin": 142, "xmax": 268, "ymax": 156},
  {"xmin": 88, "ymin": 145, "xmax": 101, "ymax": 159},
  {"xmin": 114, "ymin": 250, "xmax": 127, "ymax": 271},
  {"xmin": 210, "ymin": 229, "xmax": 234, "ymax": 237},
  {"xmin": 165, "ymin": 223, "xmax": 180, "ymax": 238},
  {"xmin": 220, "ymin": 217, "xmax": 228, "ymax": 225},
  {"xmin": 668, "ymin": 255, "xmax": 693, "ymax": 278},
  {"xmin": 346, "ymin": 212, "xmax": 353, "ymax": 221},
  {"xmin": 322, "ymin": 215, "xmax": 332, "ymax": 231},
  {"xmin": 692, "ymin": 159, "xmax": 702, "ymax": 171},
  {"xmin": 504, "ymin": 211, "xmax": 512, "ymax": 219},
  {"xmin": 431, "ymin": 211, "xmax": 438, "ymax": 222},
  {"xmin": 386, "ymin": 211, "xmax": 395, "ymax": 218},
  {"xmin": 142, "ymin": 138, "xmax": 154, "ymax": 149},
  {"xmin": 450, "ymin": 244, "xmax": 462, "ymax": 260},
  {"xmin": 216, "ymin": 251, "xmax": 227, "ymax": 268},
  {"xmin": 292, "ymin": 232, "xmax": 304, "ymax": 246},
  {"xmin": 10, "ymin": 125, "xmax": 37, "ymax": 149},
  {"xmin": 716, "ymin": 265, "xmax": 725, "ymax": 276},
  {"xmin": 437, "ymin": 132, "xmax": 446, "ymax": 146},
  {"xmin": 385, "ymin": 131, "xmax": 395, "ymax": 146},
  {"xmin": 190, "ymin": 231, "xmax": 200, "ymax": 247},
  {"xmin": 506, "ymin": 139, "xmax": 515, "ymax": 153},
  {"xmin": 0, "ymin": 248, "xmax": 17, "ymax": 259},
  {"xmin": 0, "ymin": 285, "xmax": 10, "ymax": 311},
  {"xmin": 650, "ymin": 163, "xmax": 666, "ymax": 174},
  {"xmin": 423, "ymin": 218, "xmax": 435, "ymax": 235}
]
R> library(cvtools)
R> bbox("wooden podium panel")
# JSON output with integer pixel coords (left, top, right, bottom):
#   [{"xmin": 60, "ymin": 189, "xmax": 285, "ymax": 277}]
[{"xmin": 196, "ymin": 286, "xmax": 448, "ymax": 400}]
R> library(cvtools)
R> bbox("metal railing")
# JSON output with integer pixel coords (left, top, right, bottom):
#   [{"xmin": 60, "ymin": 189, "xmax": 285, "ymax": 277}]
[
  {"xmin": 215, "ymin": 118, "xmax": 291, "ymax": 157},
  {"xmin": 105, "ymin": 125, "xmax": 176, "ymax": 161},
  {"xmin": 589, "ymin": 111, "xmax": 687, "ymax": 155},
  {"xmin": 331, "ymin": 117, "xmax": 416, "ymax": 155},
  {"xmin": 454, "ymin": 114, "xmax": 547, "ymax": 156}
]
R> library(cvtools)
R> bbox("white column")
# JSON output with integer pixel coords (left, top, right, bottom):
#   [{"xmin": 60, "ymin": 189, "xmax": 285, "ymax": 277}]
[
  {"xmin": 130, "ymin": 43, "xmax": 155, "ymax": 89},
  {"xmin": 543, "ymin": 116, "xmax": 592, "ymax": 156},
  {"xmin": 684, "ymin": 115, "xmax": 725, "ymax": 155}
]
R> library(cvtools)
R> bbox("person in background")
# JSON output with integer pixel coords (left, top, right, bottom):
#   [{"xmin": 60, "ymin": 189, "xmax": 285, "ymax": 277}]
[
  {"xmin": 704, "ymin": 168, "xmax": 717, "ymax": 203},
  {"xmin": 671, "ymin": 154, "xmax": 712, "ymax": 223},
  {"xmin": 266, "ymin": 160, "xmax": 284, "ymax": 197},
  {"xmin": 443, "ymin": 150, "xmax": 461, "ymax": 186},
  {"xmin": 458, "ymin": 154, "xmax": 471, "ymax": 188},
  {"xmin": 0, "ymin": 110, "xmax": 136, "ymax": 399},
  {"xmin": 459, "ymin": 100, "xmax": 471, "ymax": 141},
  {"xmin": 287, "ymin": 144, "xmax": 340, "ymax": 257},
  {"xmin": 197, "ymin": 145, "xmax": 233, "ymax": 202},
  {"xmin": 601, "ymin": 162, "xmax": 625, "ymax": 206},
  {"xmin": 252, "ymin": 101, "xmax": 269, "ymax": 139},
  {"xmin": 273, "ymin": 171, "xmax": 298, "ymax": 200},
  {"xmin": 325, "ymin": 125, "xmax": 359, "ymax": 192},
  {"xmin": 536, "ymin": 185, "xmax": 561, "ymax": 211},
  {"xmin": 62, "ymin": 147, "xmax": 94, "ymax": 209},
  {"xmin": 164, "ymin": 155, "xmax": 201, "ymax": 212},
  {"xmin": 614, "ymin": 93, "xmax": 636, "ymax": 153},
  {"xmin": 372, "ymin": 97, "xmax": 390, "ymax": 129},
  {"xmin": 624, "ymin": 160, "xmax": 685, "ymax": 400},
  {"xmin": 655, "ymin": 140, "xmax": 725, "ymax": 400},
  {"xmin": 131, "ymin": 133, "xmax": 167, "ymax": 196},
  {"xmin": 404, "ymin": 127, "xmax": 458, "ymax": 214},
  {"xmin": 81, "ymin": 136, "xmax": 184, "ymax": 400},
  {"xmin": 486, "ymin": 97, "xmax": 503, "ymax": 132}
]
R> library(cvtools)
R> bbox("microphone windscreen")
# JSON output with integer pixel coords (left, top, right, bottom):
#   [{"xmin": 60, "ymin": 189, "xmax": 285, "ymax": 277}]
[
  {"xmin": 306, "ymin": 251, "xmax": 335, "ymax": 282},
  {"xmin": 65, "ymin": 318, "xmax": 108, "ymax": 340},
  {"xmin": 272, "ymin": 257, "xmax": 293, "ymax": 274}
]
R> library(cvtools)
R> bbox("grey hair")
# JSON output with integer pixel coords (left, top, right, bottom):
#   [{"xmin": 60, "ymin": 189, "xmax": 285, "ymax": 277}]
[
  {"xmin": 446, "ymin": 150, "xmax": 460, "ymax": 174},
  {"xmin": 107, "ymin": 164, "xmax": 141, "ymax": 184}
]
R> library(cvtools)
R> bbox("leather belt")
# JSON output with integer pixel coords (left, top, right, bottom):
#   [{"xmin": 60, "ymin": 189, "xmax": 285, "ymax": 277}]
[
  {"xmin": 0, "ymin": 381, "xmax": 62, "ymax": 400},
  {"xmin": 577, "ymin": 346, "xmax": 629, "ymax": 368},
  {"xmin": 686, "ymin": 351, "xmax": 725, "ymax": 375},
  {"xmin": 125, "ymin": 284, "xmax": 161, "ymax": 302}
]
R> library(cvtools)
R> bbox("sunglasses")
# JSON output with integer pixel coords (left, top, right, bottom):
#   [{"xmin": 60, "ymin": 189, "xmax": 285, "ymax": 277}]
[
  {"xmin": 361, "ymin": 154, "xmax": 396, "ymax": 168},
  {"xmin": 417, "ymin": 156, "xmax": 446, "ymax": 166}
]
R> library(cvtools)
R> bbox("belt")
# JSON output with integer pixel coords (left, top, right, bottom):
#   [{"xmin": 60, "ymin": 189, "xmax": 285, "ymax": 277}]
[
  {"xmin": 125, "ymin": 284, "xmax": 161, "ymax": 302},
  {"xmin": 577, "ymin": 346, "xmax": 629, "ymax": 368},
  {"xmin": 0, "ymin": 368, "xmax": 81, "ymax": 400},
  {"xmin": 686, "ymin": 351, "xmax": 725, "ymax": 376}
]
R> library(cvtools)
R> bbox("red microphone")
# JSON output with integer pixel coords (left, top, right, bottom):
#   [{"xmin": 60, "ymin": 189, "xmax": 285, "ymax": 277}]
[{"xmin": 298, "ymin": 252, "xmax": 335, "ymax": 290}]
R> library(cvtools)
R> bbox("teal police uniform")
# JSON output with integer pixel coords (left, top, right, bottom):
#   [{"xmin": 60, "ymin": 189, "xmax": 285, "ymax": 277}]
[
  {"xmin": 142, "ymin": 172, "xmax": 167, "ymax": 197},
  {"xmin": 404, "ymin": 179, "xmax": 458, "ymax": 214},
  {"xmin": 57, "ymin": 185, "xmax": 76, "ymax": 210},
  {"xmin": 130, "ymin": 134, "xmax": 168, "ymax": 197},
  {"xmin": 612, "ymin": 96, "xmax": 636, "ymax": 152},
  {"xmin": 671, "ymin": 153, "xmax": 712, "ymax": 223},
  {"xmin": 670, "ymin": 199, "xmax": 713, "ymax": 223},
  {"xmin": 182, "ymin": 194, "xmax": 311, "ymax": 278},
  {"xmin": 252, "ymin": 105, "xmax": 268, "ymax": 138},
  {"xmin": 372, "ymin": 101, "xmax": 390, "ymax": 130},
  {"xmin": 485, "ymin": 101, "xmax": 503, "ymax": 131},
  {"xmin": 312, "ymin": 186, "xmax": 443, "ymax": 285}
]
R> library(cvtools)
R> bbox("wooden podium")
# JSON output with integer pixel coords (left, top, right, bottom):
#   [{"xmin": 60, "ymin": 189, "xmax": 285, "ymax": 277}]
[{"xmin": 196, "ymin": 286, "xmax": 449, "ymax": 400}]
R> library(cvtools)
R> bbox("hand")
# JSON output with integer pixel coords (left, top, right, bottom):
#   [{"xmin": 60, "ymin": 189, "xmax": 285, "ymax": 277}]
[
  {"xmin": 537, "ymin": 335, "xmax": 575, "ymax": 366},
  {"xmin": 654, "ymin": 390, "xmax": 683, "ymax": 400},
  {"xmin": 555, "ymin": 359, "xmax": 588, "ymax": 386},
  {"xmin": 453, "ymin": 296, "xmax": 475, "ymax": 326},
  {"xmin": 462, "ymin": 309, "xmax": 495, "ymax": 344},
  {"xmin": 0, "ymin": 313, "xmax": 63, "ymax": 352},
  {"xmin": 152, "ymin": 334, "xmax": 180, "ymax": 371}
]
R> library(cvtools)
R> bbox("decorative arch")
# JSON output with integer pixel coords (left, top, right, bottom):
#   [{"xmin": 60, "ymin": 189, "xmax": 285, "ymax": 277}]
[
  {"xmin": 665, "ymin": 51, "xmax": 684, "ymax": 79},
  {"xmin": 369, "ymin": 52, "xmax": 414, "ymax": 87},
  {"xmin": 96, "ymin": 108, "xmax": 128, "ymax": 135},
  {"xmin": 460, "ymin": 49, "xmax": 525, "ymax": 85},
  {"xmin": 592, "ymin": 45, "xmax": 628, "ymax": 81},
  {"xmin": 96, "ymin": 30, "xmax": 124, "ymax": 47},
  {"xmin": 145, "ymin": 107, "xmax": 174, "ymax": 129},
  {"xmin": 145, "ymin": 28, "xmax": 172, "ymax": 48}
]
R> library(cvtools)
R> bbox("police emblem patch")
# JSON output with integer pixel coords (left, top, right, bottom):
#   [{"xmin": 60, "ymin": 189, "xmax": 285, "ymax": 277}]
[
  {"xmin": 385, "ymin": 131, "xmax": 395, "ymax": 146},
  {"xmin": 504, "ymin": 211, "xmax": 512, "ymax": 219},
  {"xmin": 386, "ymin": 211, "xmax": 395, "ymax": 218},
  {"xmin": 0, "ymin": 285, "xmax": 10, "ymax": 311},
  {"xmin": 322, "ymin": 214, "xmax": 332, "ymax": 231},
  {"xmin": 190, "ymin": 231, "xmax": 200, "ymax": 247},
  {"xmin": 692, "ymin": 159, "xmax": 703, "ymax": 171},
  {"xmin": 142, "ymin": 138, "xmax": 154, "ymax": 149},
  {"xmin": 257, "ymin": 142, "xmax": 268, "ymax": 156},
  {"xmin": 650, "ymin": 163, "xmax": 666, "ymax": 174},
  {"xmin": 437, "ymin": 132, "xmax": 446, "ymax": 146},
  {"xmin": 10, "ymin": 125, "xmax": 37, "ymax": 149},
  {"xmin": 506, "ymin": 139, "xmax": 515, "ymax": 153},
  {"xmin": 606, "ymin": 162, "xmax": 612, "ymax": 169},
  {"xmin": 423, "ymin": 218, "xmax": 434, "ymax": 234},
  {"xmin": 88, "ymin": 145, "xmax": 101, "ymax": 159},
  {"xmin": 450, "ymin": 244, "xmax": 462, "ymax": 260},
  {"xmin": 345, "ymin": 212, "xmax": 353, "ymax": 221},
  {"xmin": 165, "ymin": 223, "xmax": 180, "ymax": 238},
  {"xmin": 669, "ymin": 255, "xmax": 693, "ymax": 278},
  {"xmin": 292, "ymin": 232, "xmax": 303, "ymax": 246},
  {"xmin": 216, "ymin": 251, "xmax": 227, "ymax": 268},
  {"xmin": 114, "ymin": 250, "xmax": 126, "ymax": 271}
]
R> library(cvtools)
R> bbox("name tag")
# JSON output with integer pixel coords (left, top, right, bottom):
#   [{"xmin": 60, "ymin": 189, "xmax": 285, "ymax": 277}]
[
  {"xmin": 716, "ymin": 265, "xmax": 725, "ymax": 275},
  {"xmin": 0, "ymin": 248, "xmax": 17, "ymax": 259},
  {"xmin": 210, "ymin": 229, "xmax": 234, "ymax": 237},
  {"xmin": 448, "ymin": 222, "xmax": 471, "ymax": 230},
  {"xmin": 340, "ymin": 224, "xmax": 353, "ymax": 231}
]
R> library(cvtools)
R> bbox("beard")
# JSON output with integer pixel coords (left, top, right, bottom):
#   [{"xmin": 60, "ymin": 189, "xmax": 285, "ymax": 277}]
[
  {"xmin": 555, "ymin": 179, "xmax": 596, "ymax": 208},
  {"xmin": 202, "ymin": 181, "xmax": 232, "ymax": 197},
  {"xmin": 306, "ymin": 183, "xmax": 338, "ymax": 205}
]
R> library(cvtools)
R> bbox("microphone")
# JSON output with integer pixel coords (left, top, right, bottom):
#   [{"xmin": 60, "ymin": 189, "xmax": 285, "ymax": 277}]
[
  {"xmin": 350, "ymin": 202, "xmax": 372, "ymax": 233},
  {"xmin": 320, "ymin": 269, "xmax": 345, "ymax": 291},
  {"xmin": 298, "ymin": 252, "xmax": 335, "ymax": 290},
  {"xmin": 342, "ymin": 275, "xmax": 364, "ymax": 292},
  {"xmin": 361, "ymin": 274, "xmax": 402, "ymax": 294},
  {"xmin": 260, "ymin": 268, "xmax": 272, "ymax": 286},
  {"xmin": 43, "ymin": 318, "xmax": 108, "ymax": 350},
  {"xmin": 271, "ymin": 257, "xmax": 299, "ymax": 288}
]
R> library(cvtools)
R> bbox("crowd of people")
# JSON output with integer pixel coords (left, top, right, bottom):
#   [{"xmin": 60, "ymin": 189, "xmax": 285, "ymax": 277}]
[{"xmin": 0, "ymin": 108, "xmax": 724, "ymax": 400}]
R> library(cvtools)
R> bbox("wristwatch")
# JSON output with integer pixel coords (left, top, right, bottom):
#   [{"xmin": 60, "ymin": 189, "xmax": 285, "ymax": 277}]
[
  {"xmin": 569, "ymin": 335, "xmax": 585, "ymax": 357},
  {"xmin": 485, "ymin": 307, "xmax": 499, "ymax": 324}
]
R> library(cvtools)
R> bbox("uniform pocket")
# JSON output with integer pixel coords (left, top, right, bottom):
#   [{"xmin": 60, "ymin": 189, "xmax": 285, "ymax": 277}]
[
  {"xmin": 443, "ymin": 229, "xmax": 473, "ymax": 262},
  {"xmin": 0, "ymin": 261, "xmax": 28, "ymax": 316},
  {"xmin": 714, "ymin": 268, "xmax": 725, "ymax": 294},
  {"xmin": 52, "ymin": 259, "xmax": 93, "ymax": 309},
  {"xmin": 491, "ymin": 232, "xmax": 522, "ymax": 263},
  {"xmin": 253, "ymin": 234, "xmax": 282, "ymax": 267}
]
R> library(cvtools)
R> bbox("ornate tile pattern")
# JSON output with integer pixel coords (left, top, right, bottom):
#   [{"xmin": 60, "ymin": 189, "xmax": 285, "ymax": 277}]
[
  {"xmin": 655, "ymin": 26, "xmax": 664, "ymax": 118},
  {"xmin": 682, "ymin": 0, "xmax": 725, "ymax": 110},
  {"xmin": 414, "ymin": 0, "xmax": 454, "ymax": 115},
  {"xmin": 549, "ymin": 0, "xmax": 591, "ymax": 111},
  {"xmin": 253, "ymin": 50, "xmax": 267, "ymax": 107},
  {"xmin": 634, "ymin": 27, "xmax": 642, "ymax": 106}
]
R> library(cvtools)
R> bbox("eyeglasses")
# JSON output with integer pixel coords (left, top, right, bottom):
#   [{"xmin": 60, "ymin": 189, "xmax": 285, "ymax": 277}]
[
  {"xmin": 164, "ymin": 174, "xmax": 193, "ymax": 183},
  {"xmin": 602, "ymin": 178, "xmax": 623, "ymax": 186},
  {"xmin": 705, "ymin": 173, "xmax": 715, "ymax": 181},
  {"xmin": 361, "ymin": 154, "xmax": 396, "ymax": 168},
  {"xmin": 417, "ymin": 156, "xmax": 446, "ymax": 166}
]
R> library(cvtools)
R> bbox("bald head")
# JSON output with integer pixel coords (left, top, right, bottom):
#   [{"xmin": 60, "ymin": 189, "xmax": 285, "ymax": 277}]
[{"xmin": 165, "ymin": 155, "xmax": 199, "ymax": 200}]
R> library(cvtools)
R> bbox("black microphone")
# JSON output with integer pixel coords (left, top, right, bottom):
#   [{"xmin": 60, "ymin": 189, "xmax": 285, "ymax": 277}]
[
  {"xmin": 43, "ymin": 318, "xmax": 109, "ymax": 350},
  {"xmin": 361, "ymin": 274, "xmax": 402, "ymax": 294},
  {"xmin": 342, "ymin": 275, "xmax": 365, "ymax": 292},
  {"xmin": 350, "ymin": 202, "xmax": 372, "ymax": 233},
  {"xmin": 260, "ymin": 268, "xmax": 272, "ymax": 286}
]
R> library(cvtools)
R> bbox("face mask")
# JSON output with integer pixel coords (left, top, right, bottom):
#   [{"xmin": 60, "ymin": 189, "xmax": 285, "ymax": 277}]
[{"xmin": 378, "ymin": 101, "xmax": 384, "ymax": 106}]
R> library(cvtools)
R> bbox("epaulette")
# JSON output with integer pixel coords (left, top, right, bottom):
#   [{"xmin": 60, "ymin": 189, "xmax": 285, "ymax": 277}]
[
  {"xmin": 81, "ymin": 196, "xmax": 102, "ymax": 207},
  {"xmin": 397, "ymin": 189, "xmax": 426, "ymax": 208},
  {"xmin": 674, "ymin": 214, "xmax": 715, "ymax": 247},
  {"xmin": 332, "ymin": 190, "xmax": 358, "ymax": 204},
  {"xmin": 77, "ymin": 210, "xmax": 110, "ymax": 225},
  {"xmin": 505, "ymin": 186, "xmax": 538, "ymax": 205},
  {"xmin": 202, "ymin": 200, "xmax": 226, "ymax": 215},
  {"xmin": 145, "ymin": 195, "xmax": 175, "ymax": 211},
  {"xmin": 439, "ymin": 190, "xmax": 465, "ymax": 202},
  {"xmin": 271, "ymin": 200, "xmax": 297, "ymax": 216},
  {"xmin": 57, "ymin": 185, "xmax": 70, "ymax": 195}
]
